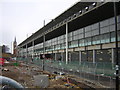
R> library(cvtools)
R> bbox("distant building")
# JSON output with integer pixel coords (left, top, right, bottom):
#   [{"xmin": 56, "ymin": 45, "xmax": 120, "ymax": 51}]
[
  {"xmin": 2, "ymin": 45, "xmax": 6, "ymax": 53},
  {"xmin": 0, "ymin": 45, "xmax": 12, "ymax": 58},
  {"xmin": 1, "ymin": 45, "xmax": 9, "ymax": 53},
  {"xmin": 0, "ymin": 46, "xmax": 2, "ymax": 53},
  {"xmin": 13, "ymin": 37, "xmax": 17, "ymax": 57}
]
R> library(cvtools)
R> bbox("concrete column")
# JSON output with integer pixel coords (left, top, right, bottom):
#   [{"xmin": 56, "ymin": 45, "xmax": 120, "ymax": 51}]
[
  {"xmin": 32, "ymin": 41, "xmax": 34, "ymax": 58},
  {"xmin": 21, "ymin": 47, "xmax": 23, "ymax": 57},
  {"xmin": 61, "ymin": 52, "xmax": 63, "ymax": 61},
  {"xmin": 23, "ymin": 47, "xmax": 24, "ymax": 57},
  {"xmin": 93, "ymin": 50, "xmax": 96, "ymax": 63},
  {"xmin": 112, "ymin": 48, "xmax": 114, "ymax": 64},
  {"xmin": 55, "ymin": 53, "xmax": 57, "ymax": 60},
  {"xmin": 69, "ymin": 52, "xmax": 71, "ymax": 62},
  {"xmin": 42, "ymin": 34, "xmax": 45, "ymax": 71},
  {"xmin": 43, "ymin": 35, "xmax": 45, "ymax": 55},
  {"xmin": 26, "ymin": 44, "xmax": 28, "ymax": 58},
  {"xmin": 66, "ymin": 23, "xmax": 68, "ymax": 64},
  {"xmin": 79, "ymin": 51, "xmax": 82, "ymax": 64}
]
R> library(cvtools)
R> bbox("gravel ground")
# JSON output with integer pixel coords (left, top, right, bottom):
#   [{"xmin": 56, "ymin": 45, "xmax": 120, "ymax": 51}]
[{"xmin": 0, "ymin": 60, "xmax": 84, "ymax": 89}]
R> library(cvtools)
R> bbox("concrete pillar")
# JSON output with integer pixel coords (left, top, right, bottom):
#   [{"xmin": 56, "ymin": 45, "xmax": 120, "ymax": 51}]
[
  {"xmin": 21, "ymin": 47, "xmax": 23, "ymax": 57},
  {"xmin": 43, "ymin": 35, "xmax": 45, "ymax": 55},
  {"xmin": 69, "ymin": 52, "xmax": 71, "ymax": 62},
  {"xmin": 61, "ymin": 52, "xmax": 63, "ymax": 61},
  {"xmin": 32, "ymin": 41, "xmax": 34, "ymax": 58},
  {"xmin": 93, "ymin": 50, "xmax": 96, "ymax": 63},
  {"xmin": 66, "ymin": 23, "xmax": 68, "ymax": 64},
  {"xmin": 112, "ymin": 48, "xmax": 114, "ymax": 64},
  {"xmin": 26, "ymin": 44, "xmax": 28, "ymax": 58},
  {"xmin": 42, "ymin": 34, "xmax": 46, "ymax": 71},
  {"xmin": 55, "ymin": 53, "xmax": 57, "ymax": 60},
  {"xmin": 79, "ymin": 51, "xmax": 82, "ymax": 64}
]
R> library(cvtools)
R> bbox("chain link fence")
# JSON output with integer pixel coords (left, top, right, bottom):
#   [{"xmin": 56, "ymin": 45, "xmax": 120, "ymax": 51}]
[{"xmin": 17, "ymin": 57, "xmax": 116, "ymax": 88}]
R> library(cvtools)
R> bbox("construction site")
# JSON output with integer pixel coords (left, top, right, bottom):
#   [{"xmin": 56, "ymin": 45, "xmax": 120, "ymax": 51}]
[
  {"xmin": 0, "ymin": 59, "xmax": 111, "ymax": 89},
  {"xmin": 0, "ymin": 1, "xmax": 120, "ymax": 89}
]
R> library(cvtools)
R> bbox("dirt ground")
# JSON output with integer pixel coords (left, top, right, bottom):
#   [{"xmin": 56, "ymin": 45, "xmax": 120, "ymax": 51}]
[{"xmin": 0, "ymin": 60, "xmax": 85, "ymax": 89}]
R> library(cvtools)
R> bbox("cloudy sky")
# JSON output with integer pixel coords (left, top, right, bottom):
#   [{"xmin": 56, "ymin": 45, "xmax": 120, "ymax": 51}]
[{"xmin": 0, "ymin": 0, "xmax": 80, "ymax": 53}]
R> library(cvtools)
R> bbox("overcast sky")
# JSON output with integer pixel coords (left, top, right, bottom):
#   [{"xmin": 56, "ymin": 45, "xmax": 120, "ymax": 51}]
[{"xmin": 0, "ymin": 0, "xmax": 80, "ymax": 53}]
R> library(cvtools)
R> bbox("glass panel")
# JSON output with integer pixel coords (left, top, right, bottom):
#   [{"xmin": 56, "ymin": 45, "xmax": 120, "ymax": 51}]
[
  {"xmin": 109, "ymin": 24, "xmax": 115, "ymax": 32},
  {"xmin": 85, "ymin": 25, "xmax": 91, "ymax": 32},
  {"xmin": 101, "ymin": 33, "xmax": 110, "ymax": 44},
  {"xmin": 79, "ymin": 34, "xmax": 84, "ymax": 39},
  {"xmin": 58, "ymin": 40, "xmax": 60, "ymax": 44},
  {"xmin": 100, "ymin": 26, "xmax": 109, "ymax": 34},
  {"xmin": 87, "ymin": 38, "xmax": 92, "ymax": 46},
  {"xmin": 85, "ymin": 31, "xmax": 91, "ymax": 37},
  {"xmin": 109, "ymin": 17, "xmax": 115, "ymax": 25},
  {"xmin": 96, "ymin": 37, "xmax": 101, "ymax": 44},
  {"xmin": 101, "ymin": 35, "xmax": 105, "ymax": 44},
  {"xmin": 118, "ymin": 31, "xmax": 120, "ymax": 41},
  {"xmin": 68, "ymin": 42, "xmax": 71, "ymax": 48},
  {"xmin": 73, "ymin": 35, "xmax": 79, "ymax": 40},
  {"xmin": 73, "ymin": 30, "xmax": 78, "ymax": 35},
  {"xmin": 91, "ymin": 23, "xmax": 99, "ymax": 30},
  {"xmin": 78, "ymin": 28, "xmax": 84, "ymax": 33},
  {"xmin": 87, "ymin": 50, "xmax": 93, "ymax": 62},
  {"xmin": 71, "ymin": 52, "xmax": 79, "ymax": 61},
  {"xmin": 84, "ymin": 38, "xmax": 92, "ymax": 46},
  {"xmin": 52, "ymin": 46, "xmax": 54, "ymax": 50},
  {"xmin": 61, "ymin": 39, "xmax": 64, "ymax": 43},
  {"xmin": 68, "ymin": 32, "xmax": 73, "ymax": 37},
  {"xmin": 105, "ymin": 34, "xmax": 110, "ymax": 43},
  {"xmin": 81, "ymin": 51, "xmax": 87, "ymax": 61},
  {"xmin": 79, "ymin": 39, "xmax": 85, "ymax": 46},
  {"xmin": 100, "ymin": 19, "xmax": 109, "ymax": 27},
  {"xmin": 68, "ymin": 36, "xmax": 72, "ymax": 41},
  {"xmin": 117, "ymin": 15, "xmax": 120, "ymax": 23},
  {"xmin": 92, "ymin": 29, "xmax": 99, "ymax": 36},
  {"xmin": 84, "ymin": 39, "xmax": 88, "ymax": 46},
  {"xmin": 70, "ymin": 40, "xmax": 78, "ymax": 48},
  {"xmin": 54, "ymin": 41, "xmax": 57, "ymax": 45},
  {"xmin": 96, "ymin": 49, "xmax": 112, "ymax": 62},
  {"xmin": 73, "ymin": 35, "xmax": 76, "ymax": 40},
  {"xmin": 61, "ymin": 43, "xmax": 65, "ymax": 49},
  {"xmin": 111, "ymin": 32, "xmax": 115, "ymax": 42},
  {"xmin": 58, "ymin": 36, "xmax": 60, "ymax": 40},
  {"xmin": 117, "ymin": 23, "xmax": 120, "ymax": 31}
]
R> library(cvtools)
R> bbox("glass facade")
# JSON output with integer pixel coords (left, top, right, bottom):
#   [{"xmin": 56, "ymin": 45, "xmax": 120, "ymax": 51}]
[
  {"xmin": 79, "ymin": 39, "xmax": 85, "ymax": 46},
  {"xmin": 38, "ymin": 15, "xmax": 120, "ymax": 52},
  {"xmin": 96, "ymin": 49, "xmax": 112, "ymax": 62},
  {"xmin": 21, "ymin": 15, "xmax": 120, "ymax": 63},
  {"xmin": 71, "ymin": 52, "xmax": 79, "ymax": 61},
  {"xmin": 81, "ymin": 51, "xmax": 93, "ymax": 62},
  {"xmin": 101, "ymin": 33, "xmax": 110, "ymax": 44},
  {"xmin": 92, "ymin": 35, "xmax": 101, "ymax": 44}
]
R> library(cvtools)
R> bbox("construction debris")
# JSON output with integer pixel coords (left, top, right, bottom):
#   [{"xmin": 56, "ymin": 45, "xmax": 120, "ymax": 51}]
[
  {"xmin": 33, "ymin": 75, "xmax": 49, "ymax": 88},
  {"xmin": 2, "ymin": 68, "xmax": 9, "ymax": 71},
  {"xmin": 0, "ymin": 60, "xmax": 96, "ymax": 89}
]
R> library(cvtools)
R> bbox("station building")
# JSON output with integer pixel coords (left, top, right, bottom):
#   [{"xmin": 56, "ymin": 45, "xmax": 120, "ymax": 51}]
[{"xmin": 18, "ymin": 2, "xmax": 120, "ymax": 65}]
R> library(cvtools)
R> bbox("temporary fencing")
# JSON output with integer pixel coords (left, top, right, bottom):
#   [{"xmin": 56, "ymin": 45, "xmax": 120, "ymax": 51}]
[{"xmin": 17, "ymin": 57, "xmax": 116, "ymax": 88}]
